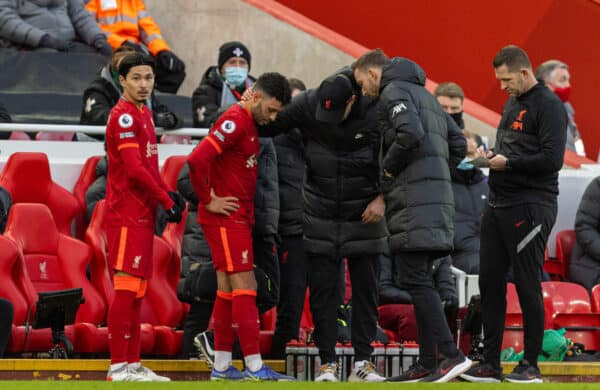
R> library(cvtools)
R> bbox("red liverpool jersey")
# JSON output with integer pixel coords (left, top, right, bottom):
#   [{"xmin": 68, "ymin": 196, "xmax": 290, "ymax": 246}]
[
  {"xmin": 188, "ymin": 103, "xmax": 259, "ymax": 227},
  {"xmin": 105, "ymin": 97, "xmax": 173, "ymax": 228}
]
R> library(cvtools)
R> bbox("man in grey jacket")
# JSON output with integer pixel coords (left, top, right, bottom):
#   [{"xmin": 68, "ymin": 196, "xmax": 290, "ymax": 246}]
[{"xmin": 0, "ymin": 0, "xmax": 111, "ymax": 55}]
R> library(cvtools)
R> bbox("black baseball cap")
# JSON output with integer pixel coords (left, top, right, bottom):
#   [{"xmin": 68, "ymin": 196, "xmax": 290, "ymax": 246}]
[{"xmin": 315, "ymin": 74, "xmax": 354, "ymax": 124}]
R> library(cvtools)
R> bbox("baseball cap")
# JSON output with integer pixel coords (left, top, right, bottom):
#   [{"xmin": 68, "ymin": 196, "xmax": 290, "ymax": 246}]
[{"xmin": 315, "ymin": 74, "xmax": 355, "ymax": 124}]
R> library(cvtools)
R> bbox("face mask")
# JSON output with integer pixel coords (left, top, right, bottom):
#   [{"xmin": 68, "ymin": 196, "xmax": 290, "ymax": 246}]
[
  {"xmin": 450, "ymin": 111, "xmax": 464, "ymax": 129},
  {"xmin": 224, "ymin": 67, "xmax": 248, "ymax": 88},
  {"xmin": 457, "ymin": 157, "xmax": 475, "ymax": 170},
  {"xmin": 553, "ymin": 86, "xmax": 571, "ymax": 103}
]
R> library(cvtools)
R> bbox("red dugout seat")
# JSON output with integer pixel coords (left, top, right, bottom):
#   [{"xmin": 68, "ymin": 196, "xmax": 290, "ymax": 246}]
[
  {"xmin": 160, "ymin": 155, "xmax": 187, "ymax": 191},
  {"xmin": 73, "ymin": 155, "xmax": 102, "ymax": 240},
  {"xmin": 3, "ymin": 203, "xmax": 106, "ymax": 353},
  {"xmin": 0, "ymin": 152, "xmax": 79, "ymax": 236}
]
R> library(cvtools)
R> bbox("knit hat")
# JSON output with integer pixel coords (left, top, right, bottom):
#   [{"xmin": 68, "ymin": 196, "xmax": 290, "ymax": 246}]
[{"xmin": 218, "ymin": 41, "xmax": 251, "ymax": 70}]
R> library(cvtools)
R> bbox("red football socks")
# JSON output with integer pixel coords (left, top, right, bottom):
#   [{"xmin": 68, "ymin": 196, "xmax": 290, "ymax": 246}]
[
  {"xmin": 232, "ymin": 290, "xmax": 260, "ymax": 357},
  {"xmin": 213, "ymin": 291, "xmax": 234, "ymax": 352},
  {"xmin": 107, "ymin": 289, "xmax": 137, "ymax": 364},
  {"xmin": 126, "ymin": 297, "xmax": 142, "ymax": 364}
]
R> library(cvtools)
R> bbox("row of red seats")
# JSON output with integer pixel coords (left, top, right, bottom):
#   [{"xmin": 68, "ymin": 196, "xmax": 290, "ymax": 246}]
[
  {"xmin": 6, "ymin": 131, "xmax": 192, "ymax": 144},
  {"xmin": 543, "ymin": 229, "xmax": 575, "ymax": 280},
  {"xmin": 0, "ymin": 152, "xmax": 282, "ymax": 356},
  {"xmin": 504, "ymin": 281, "xmax": 600, "ymax": 352}
]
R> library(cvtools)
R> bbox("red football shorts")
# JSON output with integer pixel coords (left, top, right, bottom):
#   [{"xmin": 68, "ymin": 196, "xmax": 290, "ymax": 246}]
[
  {"xmin": 107, "ymin": 226, "xmax": 154, "ymax": 279},
  {"xmin": 201, "ymin": 225, "xmax": 254, "ymax": 273}
]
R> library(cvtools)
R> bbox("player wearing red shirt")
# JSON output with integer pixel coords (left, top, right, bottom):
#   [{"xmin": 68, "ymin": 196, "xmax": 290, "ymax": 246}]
[
  {"xmin": 188, "ymin": 73, "xmax": 292, "ymax": 381},
  {"xmin": 105, "ymin": 53, "xmax": 184, "ymax": 382}
]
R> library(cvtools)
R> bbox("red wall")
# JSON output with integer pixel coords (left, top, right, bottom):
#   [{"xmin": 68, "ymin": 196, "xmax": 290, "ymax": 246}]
[{"xmin": 276, "ymin": 0, "xmax": 600, "ymax": 159}]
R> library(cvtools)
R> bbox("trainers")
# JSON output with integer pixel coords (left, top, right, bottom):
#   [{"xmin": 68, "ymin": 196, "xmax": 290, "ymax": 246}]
[
  {"xmin": 348, "ymin": 360, "xmax": 385, "ymax": 382},
  {"xmin": 314, "ymin": 362, "xmax": 338, "ymax": 382},
  {"xmin": 106, "ymin": 364, "xmax": 151, "ymax": 382},
  {"xmin": 242, "ymin": 364, "xmax": 296, "ymax": 381},
  {"xmin": 128, "ymin": 364, "xmax": 170, "ymax": 382},
  {"xmin": 210, "ymin": 364, "xmax": 244, "ymax": 381},
  {"xmin": 386, "ymin": 363, "xmax": 433, "ymax": 382},
  {"xmin": 194, "ymin": 330, "xmax": 215, "ymax": 367},
  {"xmin": 504, "ymin": 360, "xmax": 542, "ymax": 383},
  {"xmin": 460, "ymin": 362, "xmax": 503, "ymax": 383},
  {"xmin": 421, "ymin": 351, "xmax": 472, "ymax": 383}
]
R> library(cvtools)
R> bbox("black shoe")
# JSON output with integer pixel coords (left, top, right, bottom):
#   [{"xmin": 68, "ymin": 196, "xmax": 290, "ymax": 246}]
[
  {"xmin": 504, "ymin": 360, "xmax": 542, "ymax": 383},
  {"xmin": 386, "ymin": 363, "xmax": 433, "ymax": 383},
  {"xmin": 421, "ymin": 351, "xmax": 473, "ymax": 383},
  {"xmin": 460, "ymin": 362, "xmax": 503, "ymax": 383},
  {"xmin": 193, "ymin": 330, "xmax": 215, "ymax": 367}
]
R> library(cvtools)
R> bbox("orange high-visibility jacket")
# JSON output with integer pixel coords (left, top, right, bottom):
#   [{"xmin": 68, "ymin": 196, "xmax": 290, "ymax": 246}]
[{"xmin": 85, "ymin": 0, "xmax": 169, "ymax": 55}]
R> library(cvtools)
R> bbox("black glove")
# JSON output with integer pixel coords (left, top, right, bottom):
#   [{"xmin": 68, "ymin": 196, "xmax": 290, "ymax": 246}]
[
  {"xmin": 40, "ymin": 34, "xmax": 70, "ymax": 51},
  {"xmin": 121, "ymin": 40, "xmax": 144, "ymax": 53},
  {"xmin": 93, "ymin": 35, "xmax": 113, "ymax": 56},
  {"xmin": 157, "ymin": 50, "xmax": 185, "ymax": 73},
  {"xmin": 165, "ymin": 191, "xmax": 185, "ymax": 223},
  {"xmin": 154, "ymin": 111, "xmax": 181, "ymax": 129}
]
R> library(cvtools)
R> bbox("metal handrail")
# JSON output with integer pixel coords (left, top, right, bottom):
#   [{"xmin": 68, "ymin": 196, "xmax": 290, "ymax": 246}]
[{"xmin": 0, "ymin": 123, "xmax": 209, "ymax": 137}]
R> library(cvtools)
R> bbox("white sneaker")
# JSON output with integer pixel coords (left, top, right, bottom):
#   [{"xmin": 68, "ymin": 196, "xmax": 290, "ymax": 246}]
[
  {"xmin": 106, "ymin": 364, "xmax": 151, "ymax": 382},
  {"xmin": 128, "ymin": 364, "xmax": 171, "ymax": 382},
  {"xmin": 314, "ymin": 362, "xmax": 338, "ymax": 382},
  {"xmin": 348, "ymin": 360, "xmax": 385, "ymax": 382}
]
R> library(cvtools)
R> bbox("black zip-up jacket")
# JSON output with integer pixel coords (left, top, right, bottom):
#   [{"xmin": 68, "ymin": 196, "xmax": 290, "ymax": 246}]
[
  {"xmin": 273, "ymin": 129, "xmax": 304, "ymax": 237},
  {"xmin": 489, "ymin": 81, "xmax": 567, "ymax": 207},
  {"xmin": 378, "ymin": 57, "xmax": 466, "ymax": 253},
  {"xmin": 260, "ymin": 68, "xmax": 388, "ymax": 258}
]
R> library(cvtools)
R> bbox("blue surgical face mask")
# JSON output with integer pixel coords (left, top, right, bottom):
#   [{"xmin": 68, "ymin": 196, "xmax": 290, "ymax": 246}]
[
  {"xmin": 457, "ymin": 157, "xmax": 475, "ymax": 170},
  {"xmin": 224, "ymin": 66, "xmax": 248, "ymax": 88}
]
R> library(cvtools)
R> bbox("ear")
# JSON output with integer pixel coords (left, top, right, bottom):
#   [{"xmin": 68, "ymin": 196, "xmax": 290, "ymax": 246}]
[
  {"xmin": 118, "ymin": 74, "xmax": 126, "ymax": 86},
  {"xmin": 252, "ymin": 89, "xmax": 263, "ymax": 103}
]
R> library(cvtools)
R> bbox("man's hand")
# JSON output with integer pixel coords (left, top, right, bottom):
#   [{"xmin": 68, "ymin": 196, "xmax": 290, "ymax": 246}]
[
  {"xmin": 488, "ymin": 154, "xmax": 508, "ymax": 171},
  {"xmin": 362, "ymin": 194, "xmax": 385, "ymax": 224},
  {"xmin": 205, "ymin": 188, "xmax": 239, "ymax": 216},
  {"xmin": 241, "ymin": 87, "xmax": 256, "ymax": 102}
]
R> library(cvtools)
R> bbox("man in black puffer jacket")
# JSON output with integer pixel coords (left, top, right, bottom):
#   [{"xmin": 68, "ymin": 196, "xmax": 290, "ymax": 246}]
[
  {"xmin": 353, "ymin": 50, "xmax": 469, "ymax": 382},
  {"xmin": 177, "ymin": 138, "xmax": 280, "ymax": 359},
  {"xmin": 259, "ymin": 69, "xmax": 387, "ymax": 382}
]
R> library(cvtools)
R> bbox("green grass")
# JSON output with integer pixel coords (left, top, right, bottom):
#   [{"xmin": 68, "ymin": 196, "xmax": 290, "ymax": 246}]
[{"xmin": 0, "ymin": 382, "xmax": 598, "ymax": 389}]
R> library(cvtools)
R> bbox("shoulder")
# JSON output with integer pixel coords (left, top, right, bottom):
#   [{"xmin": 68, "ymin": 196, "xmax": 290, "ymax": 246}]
[{"xmin": 213, "ymin": 105, "xmax": 249, "ymax": 133}]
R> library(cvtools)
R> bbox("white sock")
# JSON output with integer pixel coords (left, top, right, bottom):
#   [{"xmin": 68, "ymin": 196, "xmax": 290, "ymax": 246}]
[
  {"xmin": 214, "ymin": 351, "xmax": 232, "ymax": 371},
  {"xmin": 354, "ymin": 360, "xmax": 367, "ymax": 370},
  {"xmin": 110, "ymin": 362, "xmax": 127, "ymax": 372},
  {"xmin": 244, "ymin": 354, "xmax": 263, "ymax": 372}
]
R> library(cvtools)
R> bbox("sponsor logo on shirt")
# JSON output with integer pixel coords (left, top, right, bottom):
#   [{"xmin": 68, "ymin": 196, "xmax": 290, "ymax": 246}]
[
  {"xmin": 221, "ymin": 120, "xmax": 236, "ymax": 134},
  {"xmin": 146, "ymin": 142, "xmax": 158, "ymax": 157},
  {"xmin": 119, "ymin": 131, "xmax": 135, "ymax": 139},
  {"xmin": 214, "ymin": 130, "xmax": 225, "ymax": 142},
  {"xmin": 118, "ymin": 113, "xmax": 134, "ymax": 128},
  {"xmin": 245, "ymin": 154, "xmax": 257, "ymax": 169}
]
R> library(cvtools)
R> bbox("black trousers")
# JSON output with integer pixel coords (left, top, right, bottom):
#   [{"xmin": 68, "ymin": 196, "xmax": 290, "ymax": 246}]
[
  {"xmin": 309, "ymin": 253, "xmax": 378, "ymax": 362},
  {"xmin": 480, "ymin": 203, "xmax": 557, "ymax": 368},
  {"xmin": 0, "ymin": 298, "xmax": 13, "ymax": 357},
  {"xmin": 271, "ymin": 235, "xmax": 308, "ymax": 358},
  {"xmin": 395, "ymin": 252, "xmax": 458, "ymax": 369}
]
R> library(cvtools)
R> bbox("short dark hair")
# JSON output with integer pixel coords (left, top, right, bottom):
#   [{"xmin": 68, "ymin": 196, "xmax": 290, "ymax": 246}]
[
  {"xmin": 118, "ymin": 52, "xmax": 155, "ymax": 78},
  {"xmin": 492, "ymin": 45, "xmax": 531, "ymax": 72},
  {"xmin": 352, "ymin": 48, "xmax": 389, "ymax": 72},
  {"xmin": 254, "ymin": 72, "xmax": 291, "ymax": 105},
  {"xmin": 288, "ymin": 77, "xmax": 307, "ymax": 92},
  {"xmin": 434, "ymin": 82, "xmax": 465, "ymax": 101}
]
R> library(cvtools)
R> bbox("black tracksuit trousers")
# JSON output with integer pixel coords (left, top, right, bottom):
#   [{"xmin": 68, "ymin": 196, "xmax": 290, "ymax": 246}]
[{"xmin": 479, "ymin": 203, "xmax": 557, "ymax": 368}]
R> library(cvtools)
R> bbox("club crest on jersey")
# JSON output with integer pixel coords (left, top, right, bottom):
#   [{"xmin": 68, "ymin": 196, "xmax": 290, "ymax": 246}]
[
  {"xmin": 119, "ymin": 113, "xmax": 133, "ymax": 128},
  {"xmin": 221, "ymin": 120, "xmax": 236, "ymax": 134},
  {"xmin": 246, "ymin": 154, "xmax": 257, "ymax": 169},
  {"xmin": 146, "ymin": 142, "xmax": 158, "ymax": 157}
]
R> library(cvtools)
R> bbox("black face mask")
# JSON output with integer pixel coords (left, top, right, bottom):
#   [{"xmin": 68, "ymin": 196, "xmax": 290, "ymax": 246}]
[{"xmin": 450, "ymin": 111, "xmax": 464, "ymax": 129}]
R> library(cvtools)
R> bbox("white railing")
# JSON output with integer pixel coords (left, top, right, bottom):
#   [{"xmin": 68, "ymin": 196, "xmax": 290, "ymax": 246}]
[{"xmin": 0, "ymin": 123, "xmax": 209, "ymax": 137}]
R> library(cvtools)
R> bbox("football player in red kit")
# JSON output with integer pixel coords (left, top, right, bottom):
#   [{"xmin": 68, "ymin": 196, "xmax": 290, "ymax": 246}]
[
  {"xmin": 188, "ymin": 73, "xmax": 292, "ymax": 381},
  {"xmin": 105, "ymin": 52, "xmax": 184, "ymax": 382}
]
